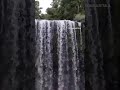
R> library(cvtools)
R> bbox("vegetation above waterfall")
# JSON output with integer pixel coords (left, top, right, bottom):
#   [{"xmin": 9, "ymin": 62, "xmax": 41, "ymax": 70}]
[
  {"xmin": 35, "ymin": 0, "xmax": 85, "ymax": 20},
  {"xmin": 35, "ymin": 1, "xmax": 42, "ymax": 19}
]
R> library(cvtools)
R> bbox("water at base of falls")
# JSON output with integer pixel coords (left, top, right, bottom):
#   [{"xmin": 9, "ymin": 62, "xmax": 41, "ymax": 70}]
[{"xmin": 35, "ymin": 20, "xmax": 85, "ymax": 90}]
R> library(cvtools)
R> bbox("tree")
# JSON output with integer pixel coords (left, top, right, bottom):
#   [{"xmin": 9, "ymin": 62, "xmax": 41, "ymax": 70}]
[
  {"xmin": 58, "ymin": 0, "xmax": 85, "ymax": 20},
  {"xmin": 45, "ymin": 0, "xmax": 85, "ymax": 20},
  {"xmin": 35, "ymin": 1, "xmax": 42, "ymax": 19}
]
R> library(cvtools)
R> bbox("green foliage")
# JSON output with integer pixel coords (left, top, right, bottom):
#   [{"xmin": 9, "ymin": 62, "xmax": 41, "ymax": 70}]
[
  {"xmin": 46, "ymin": 0, "xmax": 85, "ymax": 20},
  {"xmin": 35, "ymin": 1, "xmax": 42, "ymax": 19},
  {"xmin": 74, "ymin": 13, "xmax": 85, "ymax": 21},
  {"xmin": 35, "ymin": 0, "xmax": 85, "ymax": 20}
]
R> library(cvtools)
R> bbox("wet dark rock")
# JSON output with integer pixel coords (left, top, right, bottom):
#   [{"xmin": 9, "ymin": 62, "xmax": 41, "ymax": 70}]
[
  {"xmin": 0, "ymin": 0, "xmax": 35, "ymax": 90},
  {"xmin": 84, "ymin": 0, "xmax": 120, "ymax": 90}
]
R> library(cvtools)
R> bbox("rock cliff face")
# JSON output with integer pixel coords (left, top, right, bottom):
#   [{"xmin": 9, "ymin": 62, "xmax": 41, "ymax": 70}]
[
  {"xmin": 0, "ymin": 0, "xmax": 35, "ymax": 90},
  {"xmin": 84, "ymin": 0, "xmax": 120, "ymax": 90}
]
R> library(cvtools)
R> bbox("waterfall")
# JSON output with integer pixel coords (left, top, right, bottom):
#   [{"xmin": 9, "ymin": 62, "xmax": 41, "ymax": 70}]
[{"xmin": 35, "ymin": 20, "xmax": 85, "ymax": 90}]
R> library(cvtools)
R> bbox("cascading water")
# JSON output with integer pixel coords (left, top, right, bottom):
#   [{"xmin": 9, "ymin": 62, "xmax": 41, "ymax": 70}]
[{"xmin": 35, "ymin": 20, "xmax": 85, "ymax": 90}]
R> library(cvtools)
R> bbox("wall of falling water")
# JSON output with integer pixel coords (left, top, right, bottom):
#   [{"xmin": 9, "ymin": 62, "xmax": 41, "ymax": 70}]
[{"xmin": 35, "ymin": 20, "xmax": 85, "ymax": 90}]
